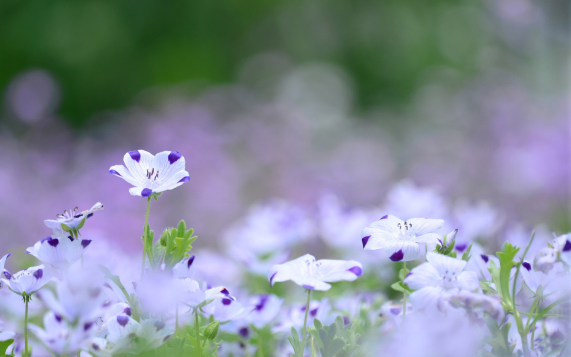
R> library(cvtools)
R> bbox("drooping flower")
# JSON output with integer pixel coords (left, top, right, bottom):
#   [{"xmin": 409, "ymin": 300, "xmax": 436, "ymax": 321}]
[
  {"xmin": 361, "ymin": 215, "xmax": 444, "ymax": 262},
  {"xmin": 2, "ymin": 265, "xmax": 52, "ymax": 296},
  {"xmin": 268, "ymin": 254, "xmax": 362, "ymax": 291},
  {"xmin": 109, "ymin": 150, "xmax": 190, "ymax": 197},
  {"xmin": 404, "ymin": 252, "xmax": 480, "ymax": 312},
  {"xmin": 44, "ymin": 202, "xmax": 104, "ymax": 234},
  {"xmin": 26, "ymin": 234, "xmax": 92, "ymax": 271}
]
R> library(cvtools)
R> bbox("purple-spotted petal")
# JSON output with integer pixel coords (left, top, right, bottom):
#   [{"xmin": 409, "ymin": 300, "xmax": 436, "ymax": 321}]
[
  {"xmin": 168, "ymin": 151, "xmax": 182, "ymax": 164},
  {"xmin": 81, "ymin": 240, "xmax": 92, "ymax": 248},
  {"xmin": 362, "ymin": 235, "xmax": 370, "ymax": 248},
  {"xmin": 302, "ymin": 285, "xmax": 315, "ymax": 290},
  {"xmin": 389, "ymin": 250, "xmax": 404, "ymax": 262},
  {"xmin": 117, "ymin": 316, "xmax": 129, "ymax": 327},
  {"xmin": 128, "ymin": 151, "xmax": 141, "ymax": 163},
  {"xmin": 347, "ymin": 266, "xmax": 363, "ymax": 276},
  {"xmin": 141, "ymin": 188, "xmax": 153, "ymax": 197},
  {"xmin": 178, "ymin": 176, "xmax": 190, "ymax": 183},
  {"xmin": 33, "ymin": 269, "xmax": 44, "ymax": 280}
]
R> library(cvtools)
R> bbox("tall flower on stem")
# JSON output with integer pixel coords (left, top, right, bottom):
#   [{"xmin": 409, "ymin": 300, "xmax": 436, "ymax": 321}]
[
  {"xmin": 269, "ymin": 254, "xmax": 362, "ymax": 347},
  {"xmin": 109, "ymin": 150, "xmax": 190, "ymax": 276}
]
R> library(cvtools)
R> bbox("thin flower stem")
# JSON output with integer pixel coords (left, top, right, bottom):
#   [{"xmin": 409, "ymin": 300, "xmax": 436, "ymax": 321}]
[
  {"xmin": 175, "ymin": 305, "xmax": 179, "ymax": 332},
  {"xmin": 24, "ymin": 295, "xmax": 29, "ymax": 357},
  {"xmin": 194, "ymin": 308, "xmax": 202, "ymax": 357},
  {"xmin": 403, "ymin": 261, "xmax": 407, "ymax": 319},
  {"xmin": 141, "ymin": 197, "xmax": 152, "ymax": 278},
  {"xmin": 310, "ymin": 336, "xmax": 317, "ymax": 357},
  {"xmin": 256, "ymin": 328, "xmax": 264, "ymax": 357},
  {"xmin": 302, "ymin": 289, "xmax": 312, "ymax": 343}
]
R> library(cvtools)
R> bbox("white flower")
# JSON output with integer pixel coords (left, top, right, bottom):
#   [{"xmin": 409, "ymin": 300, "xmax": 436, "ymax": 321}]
[
  {"xmin": 273, "ymin": 299, "xmax": 332, "ymax": 333},
  {"xmin": 404, "ymin": 252, "xmax": 479, "ymax": 312},
  {"xmin": 29, "ymin": 311, "xmax": 96, "ymax": 356},
  {"xmin": 361, "ymin": 215, "xmax": 444, "ymax": 262},
  {"xmin": 172, "ymin": 256, "xmax": 196, "ymax": 279},
  {"xmin": 109, "ymin": 150, "xmax": 190, "ymax": 197},
  {"xmin": 202, "ymin": 297, "xmax": 246, "ymax": 322},
  {"xmin": 2, "ymin": 265, "xmax": 52, "ymax": 296},
  {"xmin": 44, "ymin": 202, "xmax": 104, "ymax": 234},
  {"xmin": 244, "ymin": 294, "xmax": 283, "ymax": 328},
  {"xmin": 106, "ymin": 316, "xmax": 172, "ymax": 354},
  {"xmin": 0, "ymin": 320, "xmax": 15, "ymax": 342},
  {"xmin": 26, "ymin": 234, "xmax": 92, "ymax": 271},
  {"xmin": 268, "ymin": 254, "xmax": 362, "ymax": 291},
  {"xmin": 533, "ymin": 234, "xmax": 571, "ymax": 273},
  {"xmin": 0, "ymin": 254, "xmax": 9, "ymax": 277}
]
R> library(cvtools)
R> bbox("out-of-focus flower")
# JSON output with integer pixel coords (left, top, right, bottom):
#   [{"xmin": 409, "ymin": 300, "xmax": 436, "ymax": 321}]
[
  {"xmin": 44, "ymin": 202, "xmax": 104, "ymax": 234},
  {"xmin": 109, "ymin": 150, "xmax": 190, "ymax": 197},
  {"xmin": 202, "ymin": 296, "xmax": 246, "ymax": 322},
  {"xmin": 26, "ymin": 235, "xmax": 91, "ymax": 271},
  {"xmin": 172, "ymin": 255, "xmax": 196, "ymax": 279},
  {"xmin": 404, "ymin": 252, "xmax": 479, "ymax": 312},
  {"xmin": 269, "ymin": 254, "xmax": 362, "ymax": 291},
  {"xmin": 383, "ymin": 181, "xmax": 449, "ymax": 220},
  {"xmin": 0, "ymin": 320, "xmax": 15, "ymax": 342},
  {"xmin": 362, "ymin": 215, "xmax": 444, "ymax": 262},
  {"xmin": 106, "ymin": 316, "xmax": 172, "ymax": 354},
  {"xmin": 0, "ymin": 254, "xmax": 9, "ymax": 277},
  {"xmin": 453, "ymin": 201, "xmax": 503, "ymax": 244},
  {"xmin": 533, "ymin": 234, "xmax": 571, "ymax": 273},
  {"xmin": 521, "ymin": 260, "xmax": 565, "ymax": 297},
  {"xmin": 273, "ymin": 299, "xmax": 332, "ymax": 333},
  {"xmin": 244, "ymin": 294, "xmax": 283, "ymax": 328},
  {"xmin": 447, "ymin": 290, "xmax": 503, "ymax": 319},
  {"xmin": 2, "ymin": 265, "xmax": 52, "ymax": 296},
  {"xmin": 30, "ymin": 311, "xmax": 96, "ymax": 356}
]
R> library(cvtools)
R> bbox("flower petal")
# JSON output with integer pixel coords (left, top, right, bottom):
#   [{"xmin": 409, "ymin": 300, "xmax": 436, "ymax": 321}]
[
  {"xmin": 315, "ymin": 259, "xmax": 363, "ymax": 282},
  {"xmin": 385, "ymin": 241, "xmax": 420, "ymax": 261},
  {"xmin": 426, "ymin": 252, "xmax": 466, "ymax": 276},
  {"xmin": 109, "ymin": 165, "xmax": 141, "ymax": 186},
  {"xmin": 123, "ymin": 150, "xmax": 155, "ymax": 182},
  {"xmin": 407, "ymin": 218, "xmax": 445, "ymax": 236},
  {"xmin": 404, "ymin": 262, "xmax": 440, "ymax": 290},
  {"xmin": 129, "ymin": 186, "xmax": 153, "ymax": 197},
  {"xmin": 409, "ymin": 286, "xmax": 444, "ymax": 311},
  {"xmin": 361, "ymin": 227, "xmax": 397, "ymax": 250}
]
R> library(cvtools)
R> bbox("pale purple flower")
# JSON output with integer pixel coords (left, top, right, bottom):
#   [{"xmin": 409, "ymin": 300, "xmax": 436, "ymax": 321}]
[
  {"xmin": 109, "ymin": 150, "xmax": 190, "ymax": 197},
  {"xmin": 244, "ymin": 294, "xmax": 283, "ymax": 328},
  {"xmin": 2, "ymin": 264, "xmax": 52, "ymax": 296},
  {"xmin": 172, "ymin": 255, "xmax": 196, "ymax": 279},
  {"xmin": 0, "ymin": 320, "xmax": 15, "ymax": 342},
  {"xmin": 202, "ymin": 297, "xmax": 246, "ymax": 322},
  {"xmin": 404, "ymin": 252, "xmax": 479, "ymax": 312},
  {"xmin": 44, "ymin": 202, "xmax": 104, "ymax": 233},
  {"xmin": 361, "ymin": 215, "xmax": 444, "ymax": 262},
  {"xmin": 106, "ymin": 316, "xmax": 172, "ymax": 354},
  {"xmin": 383, "ymin": 181, "xmax": 449, "ymax": 220},
  {"xmin": 26, "ymin": 234, "xmax": 92, "ymax": 271},
  {"xmin": 269, "ymin": 254, "xmax": 362, "ymax": 291},
  {"xmin": 533, "ymin": 234, "xmax": 571, "ymax": 273}
]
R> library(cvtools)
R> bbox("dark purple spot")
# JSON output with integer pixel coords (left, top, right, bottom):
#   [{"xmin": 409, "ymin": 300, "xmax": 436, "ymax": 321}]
[
  {"xmin": 84, "ymin": 322, "xmax": 94, "ymax": 331},
  {"xmin": 128, "ymin": 151, "xmax": 141, "ymax": 163},
  {"xmin": 564, "ymin": 240, "xmax": 571, "ymax": 252},
  {"xmin": 480, "ymin": 254, "xmax": 489, "ymax": 263},
  {"xmin": 255, "ymin": 295, "xmax": 269, "ymax": 311},
  {"xmin": 3, "ymin": 271, "xmax": 12, "ymax": 280},
  {"xmin": 141, "ymin": 188, "xmax": 153, "ymax": 197},
  {"xmin": 239, "ymin": 327, "xmax": 249, "ymax": 338},
  {"xmin": 92, "ymin": 344, "xmax": 100, "ymax": 351},
  {"xmin": 347, "ymin": 266, "xmax": 363, "ymax": 276},
  {"xmin": 86, "ymin": 213, "xmax": 94, "ymax": 219},
  {"xmin": 362, "ymin": 235, "xmax": 370, "ymax": 248},
  {"xmin": 55, "ymin": 314, "xmax": 62, "ymax": 323},
  {"xmin": 33, "ymin": 269, "xmax": 43, "ymax": 280},
  {"xmin": 109, "ymin": 169, "xmax": 121, "ymax": 176},
  {"xmin": 163, "ymin": 334, "xmax": 173, "ymax": 343},
  {"xmin": 239, "ymin": 342, "xmax": 246, "ymax": 349},
  {"xmin": 178, "ymin": 176, "xmax": 190, "ymax": 183},
  {"xmin": 380, "ymin": 215, "xmax": 389, "ymax": 220},
  {"xmin": 81, "ymin": 240, "xmax": 92, "ymax": 248},
  {"xmin": 390, "ymin": 307, "xmax": 402, "ymax": 315},
  {"xmin": 343, "ymin": 316, "xmax": 350, "ymax": 325},
  {"xmin": 74, "ymin": 214, "xmax": 83, "ymax": 219},
  {"xmin": 154, "ymin": 321, "xmax": 166, "ymax": 331},
  {"xmin": 47, "ymin": 238, "xmax": 59, "ymax": 247},
  {"xmin": 168, "ymin": 151, "xmax": 182, "ymax": 164},
  {"xmin": 522, "ymin": 262, "xmax": 531, "ymax": 271},
  {"xmin": 221, "ymin": 288, "xmax": 229, "ymax": 295},
  {"xmin": 123, "ymin": 307, "xmax": 132, "ymax": 316},
  {"xmin": 40, "ymin": 237, "xmax": 50, "ymax": 244},
  {"xmin": 222, "ymin": 298, "xmax": 232, "ymax": 305},
  {"xmin": 455, "ymin": 244, "xmax": 467, "ymax": 252},
  {"xmin": 67, "ymin": 236, "xmax": 74, "ymax": 242},
  {"xmin": 187, "ymin": 256, "xmax": 195, "ymax": 269},
  {"xmin": 302, "ymin": 285, "xmax": 314, "ymax": 290},
  {"xmin": 310, "ymin": 308, "xmax": 318, "ymax": 317},
  {"xmin": 389, "ymin": 250, "xmax": 404, "ymax": 262},
  {"xmin": 269, "ymin": 272, "xmax": 277, "ymax": 287},
  {"xmin": 117, "ymin": 316, "xmax": 129, "ymax": 327},
  {"xmin": 437, "ymin": 238, "xmax": 442, "ymax": 245},
  {"xmin": 26, "ymin": 250, "xmax": 30, "ymax": 254}
]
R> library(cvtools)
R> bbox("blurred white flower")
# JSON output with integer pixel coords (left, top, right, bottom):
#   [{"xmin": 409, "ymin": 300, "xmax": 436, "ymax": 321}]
[
  {"xmin": 44, "ymin": 202, "xmax": 104, "ymax": 234},
  {"xmin": 106, "ymin": 316, "xmax": 172, "ymax": 355},
  {"xmin": 404, "ymin": 252, "xmax": 480, "ymax": 312},
  {"xmin": 109, "ymin": 150, "xmax": 190, "ymax": 197},
  {"xmin": 0, "ymin": 320, "xmax": 15, "ymax": 342},
  {"xmin": 202, "ymin": 296, "xmax": 246, "ymax": 322},
  {"xmin": 26, "ymin": 234, "xmax": 91, "ymax": 271},
  {"xmin": 273, "ymin": 299, "xmax": 332, "ymax": 333},
  {"xmin": 2, "ymin": 265, "xmax": 52, "ymax": 296},
  {"xmin": 269, "ymin": 254, "xmax": 362, "ymax": 291},
  {"xmin": 362, "ymin": 215, "xmax": 444, "ymax": 261},
  {"xmin": 244, "ymin": 294, "xmax": 283, "ymax": 328},
  {"xmin": 533, "ymin": 234, "xmax": 571, "ymax": 274},
  {"xmin": 384, "ymin": 181, "xmax": 449, "ymax": 219},
  {"xmin": 0, "ymin": 254, "xmax": 9, "ymax": 278}
]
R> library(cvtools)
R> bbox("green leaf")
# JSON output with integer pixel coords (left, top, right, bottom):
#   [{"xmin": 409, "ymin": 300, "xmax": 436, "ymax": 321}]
[
  {"xmin": 60, "ymin": 223, "xmax": 72, "ymax": 232},
  {"xmin": 391, "ymin": 281, "xmax": 412, "ymax": 293},
  {"xmin": 177, "ymin": 220, "xmax": 186, "ymax": 237},
  {"xmin": 462, "ymin": 244, "xmax": 473, "ymax": 262},
  {"xmin": 204, "ymin": 320, "xmax": 220, "ymax": 340},
  {"xmin": 0, "ymin": 339, "xmax": 14, "ymax": 356},
  {"xmin": 287, "ymin": 327, "xmax": 304, "ymax": 357},
  {"xmin": 77, "ymin": 218, "xmax": 86, "ymax": 229},
  {"xmin": 496, "ymin": 242, "xmax": 520, "ymax": 308}
]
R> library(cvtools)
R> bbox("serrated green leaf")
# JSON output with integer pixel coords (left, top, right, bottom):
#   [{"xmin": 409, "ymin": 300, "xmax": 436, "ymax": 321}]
[{"xmin": 178, "ymin": 220, "xmax": 186, "ymax": 237}]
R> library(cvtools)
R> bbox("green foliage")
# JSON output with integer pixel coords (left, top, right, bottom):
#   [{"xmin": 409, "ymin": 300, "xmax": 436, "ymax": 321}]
[
  {"xmin": 484, "ymin": 319, "xmax": 515, "ymax": 357},
  {"xmin": 287, "ymin": 327, "xmax": 304, "ymax": 357},
  {"xmin": 434, "ymin": 232, "xmax": 458, "ymax": 258},
  {"xmin": 490, "ymin": 242, "xmax": 519, "ymax": 309},
  {"xmin": 461, "ymin": 244, "xmax": 473, "ymax": 262},
  {"xmin": 0, "ymin": 339, "xmax": 15, "ymax": 357},
  {"xmin": 150, "ymin": 220, "xmax": 197, "ymax": 270},
  {"xmin": 309, "ymin": 316, "xmax": 361, "ymax": 357}
]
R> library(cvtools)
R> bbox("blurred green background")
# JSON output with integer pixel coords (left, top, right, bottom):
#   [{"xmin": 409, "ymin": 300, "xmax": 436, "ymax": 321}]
[{"xmin": 2, "ymin": 0, "xmax": 567, "ymax": 128}]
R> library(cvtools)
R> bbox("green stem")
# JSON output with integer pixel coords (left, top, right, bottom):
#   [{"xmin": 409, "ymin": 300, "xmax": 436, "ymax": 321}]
[
  {"xmin": 256, "ymin": 327, "xmax": 264, "ymax": 357},
  {"xmin": 403, "ymin": 261, "xmax": 407, "ymax": 319},
  {"xmin": 141, "ymin": 197, "xmax": 151, "ymax": 278},
  {"xmin": 194, "ymin": 308, "xmax": 202, "ymax": 357},
  {"xmin": 24, "ymin": 295, "xmax": 29, "ymax": 357},
  {"xmin": 175, "ymin": 305, "xmax": 179, "ymax": 332},
  {"xmin": 310, "ymin": 336, "xmax": 316, "ymax": 357},
  {"xmin": 302, "ymin": 289, "xmax": 312, "ymax": 343}
]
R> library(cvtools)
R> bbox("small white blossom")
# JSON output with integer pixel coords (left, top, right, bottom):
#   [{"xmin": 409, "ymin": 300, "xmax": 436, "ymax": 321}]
[
  {"xmin": 244, "ymin": 294, "xmax": 283, "ymax": 328},
  {"xmin": 106, "ymin": 317, "xmax": 173, "ymax": 355},
  {"xmin": 26, "ymin": 234, "xmax": 92, "ymax": 271},
  {"xmin": 44, "ymin": 202, "xmax": 104, "ymax": 234},
  {"xmin": 533, "ymin": 234, "xmax": 571, "ymax": 273},
  {"xmin": 2, "ymin": 265, "xmax": 52, "ymax": 296},
  {"xmin": 404, "ymin": 252, "xmax": 480, "ymax": 312},
  {"xmin": 362, "ymin": 215, "xmax": 444, "ymax": 262},
  {"xmin": 269, "ymin": 254, "xmax": 362, "ymax": 291},
  {"xmin": 109, "ymin": 150, "xmax": 190, "ymax": 197}
]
